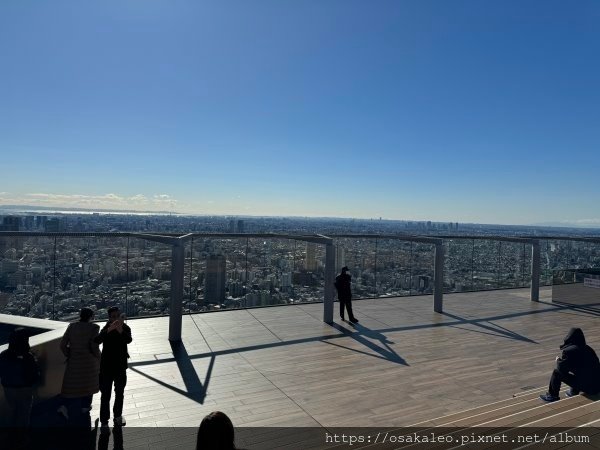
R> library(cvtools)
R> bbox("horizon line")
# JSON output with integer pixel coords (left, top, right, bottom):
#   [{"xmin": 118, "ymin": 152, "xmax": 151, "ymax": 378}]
[{"xmin": 1, "ymin": 204, "xmax": 600, "ymax": 231}]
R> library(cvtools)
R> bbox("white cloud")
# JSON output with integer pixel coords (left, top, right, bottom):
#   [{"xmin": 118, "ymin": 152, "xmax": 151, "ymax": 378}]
[{"xmin": 0, "ymin": 192, "xmax": 180, "ymax": 212}]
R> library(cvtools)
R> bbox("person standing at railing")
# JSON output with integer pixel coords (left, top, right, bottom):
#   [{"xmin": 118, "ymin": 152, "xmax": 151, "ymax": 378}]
[
  {"xmin": 540, "ymin": 327, "xmax": 600, "ymax": 402},
  {"xmin": 0, "ymin": 327, "xmax": 40, "ymax": 427},
  {"xmin": 57, "ymin": 307, "xmax": 101, "ymax": 422},
  {"xmin": 335, "ymin": 266, "xmax": 359, "ymax": 323},
  {"xmin": 95, "ymin": 306, "xmax": 132, "ymax": 432}
]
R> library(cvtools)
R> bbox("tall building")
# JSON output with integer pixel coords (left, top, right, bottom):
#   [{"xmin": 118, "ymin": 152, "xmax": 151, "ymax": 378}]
[
  {"xmin": 228, "ymin": 219, "xmax": 236, "ymax": 233},
  {"xmin": 44, "ymin": 218, "xmax": 61, "ymax": 232},
  {"xmin": 23, "ymin": 216, "xmax": 35, "ymax": 230},
  {"xmin": 36, "ymin": 216, "xmax": 48, "ymax": 229},
  {"xmin": 305, "ymin": 243, "xmax": 317, "ymax": 272},
  {"xmin": 280, "ymin": 272, "xmax": 292, "ymax": 291},
  {"xmin": 1, "ymin": 216, "xmax": 21, "ymax": 231},
  {"xmin": 237, "ymin": 220, "xmax": 245, "ymax": 233},
  {"xmin": 205, "ymin": 255, "xmax": 226, "ymax": 304}
]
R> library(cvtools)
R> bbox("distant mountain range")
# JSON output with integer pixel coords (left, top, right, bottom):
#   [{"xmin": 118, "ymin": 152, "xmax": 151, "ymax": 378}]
[{"xmin": 531, "ymin": 221, "xmax": 600, "ymax": 229}]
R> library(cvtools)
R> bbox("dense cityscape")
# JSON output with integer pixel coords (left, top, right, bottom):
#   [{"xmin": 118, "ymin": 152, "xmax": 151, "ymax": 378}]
[{"xmin": 0, "ymin": 210, "xmax": 599, "ymax": 322}]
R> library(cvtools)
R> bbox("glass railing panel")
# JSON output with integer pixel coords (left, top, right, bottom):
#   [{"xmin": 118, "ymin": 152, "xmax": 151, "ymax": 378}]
[
  {"xmin": 410, "ymin": 242, "xmax": 435, "ymax": 295},
  {"xmin": 569, "ymin": 240, "xmax": 600, "ymax": 269},
  {"xmin": 472, "ymin": 239, "xmax": 498, "ymax": 290},
  {"xmin": 245, "ymin": 237, "xmax": 299, "ymax": 306},
  {"xmin": 497, "ymin": 241, "xmax": 526, "ymax": 289},
  {"xmin": 188, "ymin": 237, "xmax": 245, "ymax": 311},
  {"xmin": 333, "ymin": 238, "xmax": 373, "ymax": 299},
  {"xmin": 540, "ymin": 240, "xmax": 553, "ymax": 286},
  {"xmin": 365, "ymin": 239, "xmax": 377, "ymax": 297},
  {"xmin": 126, "ymin": 237, "xmax": 171, "ymax": 317},
  {"xmin": 444, "ymin": 239, "xmax": 473, "ymax": 293},
  {"xmin": 55, "ymin": 236, "xmax": 106, "ymax": 321},
  {"xmin": 375, "ymin": 239, "xmax": 412, "ymax": 297},
  {"xmin": 521, "ymin": 242, "xmax": 532, "ymax": 288},
  {"xmin": 0, "ymin": 235, "xmax": 55, "ymax": 318}
]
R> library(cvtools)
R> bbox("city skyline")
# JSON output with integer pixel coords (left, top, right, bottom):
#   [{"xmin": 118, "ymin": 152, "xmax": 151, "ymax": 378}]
[{"xmin": 2, "ymin": 1, "xmax": 599, "ymax": 225}]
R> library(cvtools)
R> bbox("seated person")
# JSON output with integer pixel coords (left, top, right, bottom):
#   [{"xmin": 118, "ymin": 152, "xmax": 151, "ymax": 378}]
[{"xmin": 540, "ymin": 327, "xmax": 600, "ymax": 402}]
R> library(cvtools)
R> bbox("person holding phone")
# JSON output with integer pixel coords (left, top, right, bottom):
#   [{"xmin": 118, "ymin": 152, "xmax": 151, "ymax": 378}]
[{"xmin": 95, "ymin": 306, "xmax": 132, "ymax": 431}]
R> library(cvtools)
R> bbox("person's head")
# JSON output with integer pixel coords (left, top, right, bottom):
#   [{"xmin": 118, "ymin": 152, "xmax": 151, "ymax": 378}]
[
  {"xmin": 341, "ymin": 266, "xmax": 349, "ymax": 275},
  {"xmin": 8, "ymin": 327, "xmax": 30, "ymax": 355},
  {"xmin": 561, "ymin": 327, "xmax": 586, "ymax": 348},
  {"xmin": 107, "ymin": 306, "xmax": 121, "ymax": 323},
  {"xmin": 196, "ymin": 411, "xmax": 235, "ymax": 450},
  {"xmin": 79, "ymin": 307, "xmax": 94, "ymax": 322}
]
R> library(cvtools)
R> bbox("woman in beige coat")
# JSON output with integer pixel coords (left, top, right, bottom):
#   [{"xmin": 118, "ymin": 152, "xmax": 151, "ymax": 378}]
[{"xmin": 57, "ymin": 307, "xmax": 101, "ymax": 421}]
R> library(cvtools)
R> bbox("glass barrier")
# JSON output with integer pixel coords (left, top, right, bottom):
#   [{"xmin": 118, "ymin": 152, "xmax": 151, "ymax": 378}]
[
  {"xmin": 444, "ymin": 239, "xmax": 474, "ymax": 293},
  {"xmin": 126, "ymin": 237, "xmax": 171, "ymax": 317},
  {"xmin": 410, "ymin": 242, "xmax": 434, "ymax": 295},
  {"xmin": 333, "ymin": 238, "xmax": 373, "ymax": 299},
  {"xmin": 497, "ymin": 241, "xmax": 526, "ymax": 289},
  {"xmin": 0, "ymin": 236, "xmax": 54, "ymax": 318},
  {"xmin": 1, "ymin": 234, "xmax": 598, "ymax": 322},
  {"xmin": 375, "ymin": 239, "xmax": 412, "ymax": 297},
  {"xmin": 472, "ymin": 239, "xmax": 498, "ymax": 290}
]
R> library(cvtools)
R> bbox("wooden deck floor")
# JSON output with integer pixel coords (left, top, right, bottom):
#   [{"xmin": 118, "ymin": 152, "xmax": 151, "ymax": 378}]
[{"xmin": 89, "ymin": 287, "xmax": 600, "ymax": 429}]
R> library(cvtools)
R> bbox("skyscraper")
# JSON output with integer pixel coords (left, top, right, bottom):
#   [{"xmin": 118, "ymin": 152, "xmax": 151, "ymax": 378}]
[
  {"xmin": 237, "ymin": 220, "xmax": 245, "ymax": 233},
  {"xmin": 305, "ymin": 243, "xmax": 317, "ymax": 272},
  {"xmin": 205, "ymin": 254, "xmax": 226, "ymax": 304},
  {"xmin": 1, "ymin": 216, "xmax": 21, "ymax": 231},
  {"xmin": 44, "ymin": 218, "xmax": 61, "ymax": 232}
]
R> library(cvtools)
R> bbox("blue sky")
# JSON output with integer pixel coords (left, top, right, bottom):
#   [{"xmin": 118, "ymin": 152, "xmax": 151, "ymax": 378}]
[{"xmin": 1, "ymin": 0, "xmax": 599, "ymax": 225}]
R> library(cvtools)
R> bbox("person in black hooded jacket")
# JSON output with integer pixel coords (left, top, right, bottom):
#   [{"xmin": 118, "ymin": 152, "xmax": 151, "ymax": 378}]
[
  {"xmin": 0, "ymin": 327, "xmax": 41, "ymax": 426},
  {"xmin": 335, "ymin": 267, "xmax": 358, "ymax": 323},
  {"xmin": 540, "ymin": 327, "xmax": 600, "ymax": 402}
]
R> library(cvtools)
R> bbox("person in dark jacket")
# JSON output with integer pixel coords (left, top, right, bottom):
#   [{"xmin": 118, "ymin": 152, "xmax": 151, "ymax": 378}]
[
  {"xmin": 540, "ymin": 327, "xmax": 600, "ymax": 402},
  {"xmin": 335, "ymin": 266, "xmax": 358, "ymax": 323},
  {"xmin": 95, "ymin": 306, "xmax": 132, "ymax": 430},
  {"xmin": 0, "ymin": 327, "xmax": 40, "ymax": 426}
]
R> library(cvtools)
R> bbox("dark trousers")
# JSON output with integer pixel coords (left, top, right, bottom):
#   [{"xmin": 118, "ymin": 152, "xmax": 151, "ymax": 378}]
[
  {"xmin": 548, "ymin": 368, "xmax": 580, "ymax": 397},
  {"xmin": 339, "ymin": 297, "xmax": 355, "ymax": 320},
  {"xmin": 99, "ymin": 371, "xmax": 127, "ymax": 424},
  {"xmin": 4, "ymin": 386, "xmax": 33, "ymax": 427}
]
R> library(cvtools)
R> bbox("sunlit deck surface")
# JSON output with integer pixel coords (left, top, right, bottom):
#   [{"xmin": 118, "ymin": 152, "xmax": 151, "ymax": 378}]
[{"xmin": 90, "ymin": 286, "xmax": 600, "ymax": 429}]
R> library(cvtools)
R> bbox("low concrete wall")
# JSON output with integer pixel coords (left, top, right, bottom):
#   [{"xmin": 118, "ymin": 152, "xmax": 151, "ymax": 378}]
[{"xmin": 0, "ymin": 316, "xmax": 68, "ymax": 427}]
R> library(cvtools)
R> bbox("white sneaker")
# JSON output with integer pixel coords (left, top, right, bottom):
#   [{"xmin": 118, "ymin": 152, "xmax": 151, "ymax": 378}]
[
  {"xmin": 57, "ymin": 405, "xmax": 69, "ymax": 420},
  {"xmin": 113, "ymin": 416, "xmax": 126, "ymax": 427}
]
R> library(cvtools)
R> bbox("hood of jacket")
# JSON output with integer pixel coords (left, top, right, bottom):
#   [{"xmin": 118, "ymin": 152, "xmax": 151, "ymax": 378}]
[{"xmin": 560, "ymin": 327, "xmax": 586, "ymax": 349}]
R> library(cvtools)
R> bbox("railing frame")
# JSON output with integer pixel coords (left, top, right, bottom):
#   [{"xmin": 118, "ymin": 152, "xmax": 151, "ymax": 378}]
[{"xmin": 2, "ymin": 232, "xmax": 600, "ymax": 340}]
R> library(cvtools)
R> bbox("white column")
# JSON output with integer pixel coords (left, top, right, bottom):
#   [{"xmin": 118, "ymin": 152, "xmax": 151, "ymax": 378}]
[{"xmin": 324, "ymin": 243, "xmax": 335, "ymax": 323}]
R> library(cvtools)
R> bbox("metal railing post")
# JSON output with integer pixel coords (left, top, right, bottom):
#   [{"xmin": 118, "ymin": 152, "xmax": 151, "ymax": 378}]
[
  {"xmin": 169, "ymin": 240, "xmax": 185, "ymax": 342},
  {"xmin": 531, "ymin": 240, "xmax": 541, "ymax": 302},
  {"xmin": 434, "ymin": 241, "xmax": 444, "ymax": 313}
]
